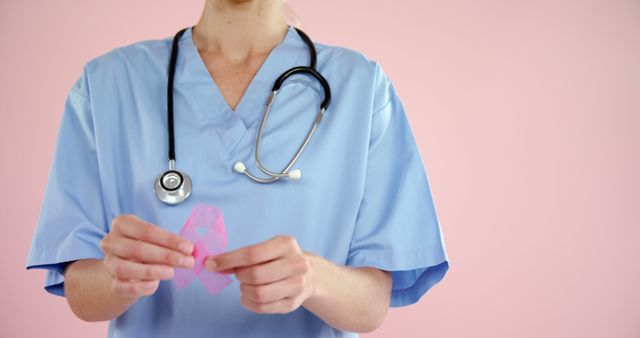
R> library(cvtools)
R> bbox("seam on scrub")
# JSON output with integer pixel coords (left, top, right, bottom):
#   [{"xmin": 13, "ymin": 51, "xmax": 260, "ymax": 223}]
[
  {"xmin": 347, "ymin": 246, "xmax": 448, "ymax": 272},
  {"xmin": 70, "ymin": 84, "xmax": 90, "ymax": 101},
  {"xmin": 368, "ymin": 61, "xmax": 386, "ymax": 117},
  {"xmin": 371, "ymin": 96, "xmax": 393, "ymax": 119},
  {"xmin": 347, "ymin": 86, "xmax": 394, "ymax": 260},
  {"xmin": 392, "ymin": 261, "xmax": 449, "ymax": 293},
  {"xmin": 69, "ymin": 70, "xmax": 112, "ymax": 236},
  {"xmin": 348, "ymin": 62, "xmax": 390, "ymax": 260}
]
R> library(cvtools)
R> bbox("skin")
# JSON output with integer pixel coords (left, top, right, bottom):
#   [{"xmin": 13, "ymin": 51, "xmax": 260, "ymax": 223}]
[
  {"xmin": 64, "ymin": 0, "xmax": 393, "ymax": 333},
  {"xmin": 192, "ymin": 0, "xmax": 291, "ymax": 111}
]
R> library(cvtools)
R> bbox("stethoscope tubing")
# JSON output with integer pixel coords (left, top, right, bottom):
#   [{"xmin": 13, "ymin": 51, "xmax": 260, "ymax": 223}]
[{"xmin": 155, "ymin": 25, "xmax": 331, "ymax": 203}]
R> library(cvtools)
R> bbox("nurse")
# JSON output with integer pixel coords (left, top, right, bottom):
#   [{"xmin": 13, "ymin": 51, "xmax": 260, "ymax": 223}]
[{"xmin": 26, "ymin": 0, "xmax": 449, "ymax": 337}]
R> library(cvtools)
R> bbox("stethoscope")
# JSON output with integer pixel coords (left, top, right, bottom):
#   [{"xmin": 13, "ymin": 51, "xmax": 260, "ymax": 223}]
[{"xmin": 154, "ymin": 26, "xmax": 331, "ymax": 205}]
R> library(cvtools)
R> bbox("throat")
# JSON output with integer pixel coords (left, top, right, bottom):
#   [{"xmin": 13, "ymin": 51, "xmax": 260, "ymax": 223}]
[{"xmin": 199, "ymin": 51, "xmax": 268, "ymax": 112}]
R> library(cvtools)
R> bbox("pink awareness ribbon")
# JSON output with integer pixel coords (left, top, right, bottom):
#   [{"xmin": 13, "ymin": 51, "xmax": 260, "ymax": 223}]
[{"xmin": 172, "ymin": 204, "xmax": 233, "ymax": 294}]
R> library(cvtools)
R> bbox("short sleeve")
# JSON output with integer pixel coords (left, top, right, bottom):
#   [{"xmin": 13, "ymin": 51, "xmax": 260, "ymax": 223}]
[
  {"xmin": 25, "ymin": 66, "xmax": 109, "ymax": 297},
  {"xmin": 345, "ymin": 64, "xmax": 449, "ymax": 307}
]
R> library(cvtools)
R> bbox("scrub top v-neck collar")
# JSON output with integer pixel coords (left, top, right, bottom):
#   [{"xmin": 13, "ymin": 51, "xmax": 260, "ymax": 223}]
[{"xmin": 175, "ymin": 26, "xmax": 306, "ymax": 158}]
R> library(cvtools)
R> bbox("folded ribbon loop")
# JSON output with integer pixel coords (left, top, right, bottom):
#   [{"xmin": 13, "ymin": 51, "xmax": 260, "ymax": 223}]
[{"xmin": 172, "ymin": 204, "xmax": 233, "ymax": 294}]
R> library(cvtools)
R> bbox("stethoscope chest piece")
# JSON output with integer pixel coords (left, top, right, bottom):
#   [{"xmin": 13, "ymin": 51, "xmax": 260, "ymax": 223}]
[{"xmin": 154, "ymin": 162, "xmax": 192, "ymax": 205}]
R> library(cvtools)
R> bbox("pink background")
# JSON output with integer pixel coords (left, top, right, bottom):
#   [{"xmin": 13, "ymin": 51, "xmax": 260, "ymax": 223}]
[{"xmin": 1, "ymin": 1, "xmax": 639, "ymax": 337}]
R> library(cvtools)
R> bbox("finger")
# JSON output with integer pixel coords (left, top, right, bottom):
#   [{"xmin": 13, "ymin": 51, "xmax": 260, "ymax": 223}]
[
  {"xmin": 103, "ymin": 255, "xmax": 174, "ymax": 280},
  {"xmin": 207, "ymin": 235, "xmax": 299, "ymax": 272},
  {"xmin": 240, "ymin": 295, "xmax": 302, "ymax": 314},
  {"xmin": 111, "ymin": 214, "xmax": 193, "ymax": 255},
  {"xmin": 112, "ymin": 278, "xmax": 159, "ymax": 298},
  {"xmin": 240, "ymin": 275, "xmax": 307, "ymax": 303},
  {"xmin": 100, "ymin": 236, "xmax": 194, "ymax": 268},
  {"xmin": 233, "ymin": 256, "xmax": 309, "ymax": 285}
]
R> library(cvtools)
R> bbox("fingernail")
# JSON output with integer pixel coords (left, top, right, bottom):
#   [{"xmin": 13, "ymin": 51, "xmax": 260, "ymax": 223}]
[
  {"xmin": 161, "ymin": 267, "xmax": 174, "ymax": 278},
  {"xmin": 179, "ymin": 242, "xmax": 193, "ymax": 255},
  {"xmin": 206, "ymin": 258, "xmax": 217, "ymax": 271},
  {"xmin": 144, "ymin": 282, "xmax": 155, "ymax": 291},
  {"xmin": 180, "ymin": 256, "xmax": 194, "ymax": 268}
]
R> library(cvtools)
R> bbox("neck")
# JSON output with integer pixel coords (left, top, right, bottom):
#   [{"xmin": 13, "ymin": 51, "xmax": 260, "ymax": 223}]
[{"xmin": 193, "ymin": 0, "xmax": 289, "ymax": 60}]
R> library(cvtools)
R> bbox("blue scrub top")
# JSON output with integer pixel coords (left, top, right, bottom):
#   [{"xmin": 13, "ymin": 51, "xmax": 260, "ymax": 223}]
[{"xmin": 26, "ymin": 25, "xmax": 449, "ymax": 338}]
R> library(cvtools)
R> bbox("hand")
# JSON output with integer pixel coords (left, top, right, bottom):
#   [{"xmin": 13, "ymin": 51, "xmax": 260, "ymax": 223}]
[
  {"xmin": 99, "ymin": 214, "xmax": 195, "ymax": 299},
  {"xmin": 204, "ymin": 235, "xmax": 314, "ymax": 314}
]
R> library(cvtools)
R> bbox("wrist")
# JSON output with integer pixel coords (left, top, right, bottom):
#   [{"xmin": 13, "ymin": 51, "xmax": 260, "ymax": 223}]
[{"xmin": 302, "ymin": 252, "xmax": 331, "ymax": 308}]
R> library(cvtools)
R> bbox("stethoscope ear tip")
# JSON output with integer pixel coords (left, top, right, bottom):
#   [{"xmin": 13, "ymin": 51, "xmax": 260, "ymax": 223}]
[
  {"xmin": 234, "ymin": 161, "xmax": 301, "ymax": 180},
  {"xmin": 233, "ymin": 161, "xmax": 247, "ymax": 173},
  {"xmin": 288, "ymin": 169, "xmax": 301, "ymax": 180}
]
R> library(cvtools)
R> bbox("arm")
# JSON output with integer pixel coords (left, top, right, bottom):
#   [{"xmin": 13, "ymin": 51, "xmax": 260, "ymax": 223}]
[
  {"xmin": 64, "ymin": 259, "xmax": 138, "ymax": 322},
  {"xmin": 206, "ymin": 235, "xmax": 392, "ymax": 333},
  {"xmin": 302, "ymin": 252, "xmax": 392, "ymax": 333},
  {"xmin": 64, "ymin": 214, "xmax": 195, "ymax": 322}
]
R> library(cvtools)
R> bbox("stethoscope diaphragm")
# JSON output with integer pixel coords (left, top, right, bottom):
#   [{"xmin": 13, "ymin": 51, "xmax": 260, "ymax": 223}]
[{"xmin": 154, "ymin": 162, "xmax": 192, "ymax": 205}]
